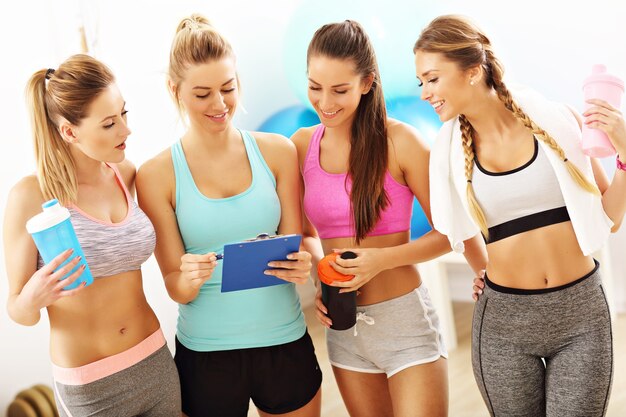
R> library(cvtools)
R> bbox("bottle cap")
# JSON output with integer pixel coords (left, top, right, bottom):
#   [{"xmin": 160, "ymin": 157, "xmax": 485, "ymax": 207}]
[
  {"xmin": 26, "ymin": 199, "xmax": 71, "ymax": 234},
  {"xmin": 583, "ymin": 64, "xmax": 624, "ymax": 91},
  {"xmin": 317, "ymin": 253, "xmax": 354, "ymax": 285}
]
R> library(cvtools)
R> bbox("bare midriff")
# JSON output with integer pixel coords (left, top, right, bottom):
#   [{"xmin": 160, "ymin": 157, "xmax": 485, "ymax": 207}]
[
  {"xmin": 320, "ymin": 230, "xmax": 420, "ymax": 306},
  {"xmin": 47, "ymin": 270, "xmax": 160, "ymax": 368},
  {"xmin": 486, "ymin": 221, "xmax": 596, "ymax": 289}
]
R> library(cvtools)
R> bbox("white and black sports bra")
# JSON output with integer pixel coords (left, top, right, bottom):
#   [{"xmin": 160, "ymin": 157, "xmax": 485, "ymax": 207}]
[{"xmin": 472, "ymin": 138, "xmax": 570, "ymax": 243}]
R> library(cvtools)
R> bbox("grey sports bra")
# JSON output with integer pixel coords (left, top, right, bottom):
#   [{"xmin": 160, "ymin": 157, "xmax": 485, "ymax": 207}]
[{"xmin": 37, "ymin": 164, "xmax": 155, "ymax": 277}]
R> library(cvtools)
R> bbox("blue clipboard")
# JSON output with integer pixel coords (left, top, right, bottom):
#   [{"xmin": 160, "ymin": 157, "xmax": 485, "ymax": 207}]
[{"xmin": 220, "ymin": 234, "xmax": 302, "ymax": 293}]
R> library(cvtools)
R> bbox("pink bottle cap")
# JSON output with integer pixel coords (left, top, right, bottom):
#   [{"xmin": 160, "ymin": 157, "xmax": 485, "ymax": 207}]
[{"xmin": 583, "ymin": 64, "xmax": 624, "ymax": 91}]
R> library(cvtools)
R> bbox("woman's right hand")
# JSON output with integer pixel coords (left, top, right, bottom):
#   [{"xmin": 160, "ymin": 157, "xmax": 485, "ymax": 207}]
[
  {"xmin": 314, "ymin": 281, "xmax": 332, "ymax": 328},
  {"xmin": 472, "ymin": 270, "xmax": 486, "ymax": 301},
  {"xmin": 179, "ymin": 252, "xmax": 218, "ymax": 291},
  {"xmin": 18, "ymin": 249, "xmax": 87, "ymax": 312}
]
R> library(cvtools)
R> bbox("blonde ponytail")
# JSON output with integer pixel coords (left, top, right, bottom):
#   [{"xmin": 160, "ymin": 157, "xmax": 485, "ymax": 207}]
[{"xmin": 25, "ymin": 55, "xmax": 115, "ymax": 205}]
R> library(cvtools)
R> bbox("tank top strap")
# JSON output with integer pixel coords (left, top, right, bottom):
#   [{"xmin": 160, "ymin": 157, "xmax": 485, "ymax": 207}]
[
  {"xmin": 106, "ymin": 163, "xmax": 133, "ymax": 205},
  {"xmin": 303, "ymin": 124, "xmax": 325, "ymax": 174},
  {"xmin": 240, "ymin": 130, "xmax": 276, "ymax": 188},
  {"xmin": 170, "ymin": 140, "xmax": 196, "ymax": 210}
]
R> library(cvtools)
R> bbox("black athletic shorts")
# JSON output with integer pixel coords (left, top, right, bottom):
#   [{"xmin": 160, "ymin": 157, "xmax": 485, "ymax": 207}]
[{"xmin": 175, "ymin": 330, "xmax": 322, "ymax": 417}]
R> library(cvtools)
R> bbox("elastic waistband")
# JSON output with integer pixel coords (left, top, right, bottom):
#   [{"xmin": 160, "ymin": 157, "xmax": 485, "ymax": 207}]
[
  {"xmin": 485, "ymin": 259, "xmax": 600, "ymax": 295},
  {"xmin": 52, "ymin": 328, "xmax": 166, "ymax": 385}
]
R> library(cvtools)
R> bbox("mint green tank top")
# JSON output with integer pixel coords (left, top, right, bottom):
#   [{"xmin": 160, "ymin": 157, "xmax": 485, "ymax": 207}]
[{"xmin": 172, "ymin": 130, "xmax": 305, "ymax": 352}]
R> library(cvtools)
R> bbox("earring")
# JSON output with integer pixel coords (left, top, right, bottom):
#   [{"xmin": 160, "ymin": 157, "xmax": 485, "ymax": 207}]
[{"xmin": 470, "ymin": 80, "xmax": 475, "ymax": 86}]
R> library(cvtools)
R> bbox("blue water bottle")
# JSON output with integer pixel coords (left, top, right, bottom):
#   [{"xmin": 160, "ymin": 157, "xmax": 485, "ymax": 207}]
[{"xmin": 26, "ymin": 199, "xmax": 93, "ymax": 290}]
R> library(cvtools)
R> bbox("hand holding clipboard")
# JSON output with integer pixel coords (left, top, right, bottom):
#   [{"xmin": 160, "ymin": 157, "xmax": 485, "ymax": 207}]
[{"xmin": 220, "ymin": 234, "xmax": 312, "ymax": 292}]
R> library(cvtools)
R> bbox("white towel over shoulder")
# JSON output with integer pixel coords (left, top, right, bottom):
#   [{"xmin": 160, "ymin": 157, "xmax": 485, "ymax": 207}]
[{"xmin": 429, "ymin": 85, "xmax": 613, "ymax": 255}]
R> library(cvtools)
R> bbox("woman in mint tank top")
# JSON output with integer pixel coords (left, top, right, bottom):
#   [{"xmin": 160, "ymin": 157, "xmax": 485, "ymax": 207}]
[
  {"xmin": 292, "ymin": 21, "xmax": 487, "ymax": 417},
  {"xmin": 136, "ymin": 14, "xmax": 322, "ymax": 417}
]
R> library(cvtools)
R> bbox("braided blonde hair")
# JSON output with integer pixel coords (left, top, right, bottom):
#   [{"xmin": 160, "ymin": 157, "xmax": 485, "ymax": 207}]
[{"xmin": 414, "ymin": 15, "xmax": 599, "ymax": 237}]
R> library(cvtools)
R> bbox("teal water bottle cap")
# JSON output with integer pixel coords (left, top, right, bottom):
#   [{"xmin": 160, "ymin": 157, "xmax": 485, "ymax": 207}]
[
  {"xmin": 42, "ymin": 199, "xmax": 59, "ymax": 209},
  {"xmin": 26, "ymin": 199, "xmax": 71, "ymax": 234}
]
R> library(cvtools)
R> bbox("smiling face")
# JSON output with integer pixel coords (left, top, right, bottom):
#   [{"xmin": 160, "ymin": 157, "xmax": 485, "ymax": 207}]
[
  {"xmin": 414, "ymin": 51, "xmax": 477, "ymax": 122},
  {"xmin": 60, "ymin": 83, "xmax": 130, "ymax": 163},
  {"xmin": 175, "ymin": 56, "xmax": 238, "ymax": 133},
  {"xmin": 307, "ymin": 55, "xmax": 372, "ymax": 129}
]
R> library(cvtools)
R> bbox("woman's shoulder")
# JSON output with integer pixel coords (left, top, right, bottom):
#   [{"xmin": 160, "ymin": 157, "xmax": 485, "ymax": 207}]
[
  {"xmin": 7, "ymin": 175, "xmax": 46, "ymax": 218},
  {"xmin": 139, "ymin": 147, "xmax": 174, "ymax": 173},
  {"xmin": 290, "ymin": 125, "xmax": 317, "ymax": 147},
  {"xmin": 386, "ymin": 118, "xmax": 430, "ymax": 154},
  {"xmin": 290, "ymin": 126, "xmax": 319, "ymax": 166},
  {"xmin": 136, "ymin": 147, "xmax": 175, "ymax": 188},
  {"xmin": 10, "ymin": 175, "xmax": 43, "ymax": 198},
  {"xmin": 250, "ymin": 130, "xmax": 291, "ymax": 145},
  {"xmin": 249, "ymin": 130, "xmax": 296, "ymax": 158}
]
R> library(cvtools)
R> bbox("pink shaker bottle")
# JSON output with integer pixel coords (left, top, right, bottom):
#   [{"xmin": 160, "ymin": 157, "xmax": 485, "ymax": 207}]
[{"xmin": 581, "ymin": 64, "xmax": 624, "ymax": 157}]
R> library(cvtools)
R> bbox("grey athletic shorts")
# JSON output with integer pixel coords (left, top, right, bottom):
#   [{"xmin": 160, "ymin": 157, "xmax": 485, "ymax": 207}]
[
  {"xmin": 53, "ymin": 329, "xmax": 181, "ymax": 416},
  {"xmin": 327, "ymin": 285, "xmax": 447, "ymax": 377}
]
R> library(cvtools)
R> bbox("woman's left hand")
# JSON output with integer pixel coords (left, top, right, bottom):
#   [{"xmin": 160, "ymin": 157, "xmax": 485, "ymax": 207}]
[
  {"xmin": 265, "ymin": 251, "xmax": 312, "ymax": 285},
  {"xmin": 584, "ymin": 99, "xmax": 626, "ymax": 154},
  {"xmin": 328, "ymin": 248, "xmax": 387, "ymax": 293}
]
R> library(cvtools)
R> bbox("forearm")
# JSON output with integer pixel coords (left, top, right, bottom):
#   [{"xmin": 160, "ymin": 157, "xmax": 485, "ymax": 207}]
[
  {"xmin": 7, "ymin": 294, "xmax": 41, "ymax": 326},
  {"xmin": 303, "ymin": 235, "xmax": 324, "ymax": 283},
  {"xmin": 461, "ymin": 234, "xmax": 488, "ymax": 275},
  {"xmin": 382, "ymin": 230, "xmax": 451, "ymax": 271},
  {"xmin": 602, "ymin": 168, "xmax": 626, "ymax": 231},
  {"xmin": 164, "ymin": 272, "xmax": 200, "ymax": 304}
]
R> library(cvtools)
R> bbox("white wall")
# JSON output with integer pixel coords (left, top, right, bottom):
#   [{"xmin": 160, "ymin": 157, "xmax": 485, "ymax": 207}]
[{"xmin": 1, "ymin": 0, "xmax": 625, "ymax": 410}]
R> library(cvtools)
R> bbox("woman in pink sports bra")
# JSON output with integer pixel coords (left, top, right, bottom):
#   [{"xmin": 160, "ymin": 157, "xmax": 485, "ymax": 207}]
[
  {"xmin": 292, "ymin": 21, "xmax": 487, "ymax": 417},
  {"xmin": 3, "ymin": 55, "xmax": 180, "ymax": 416}
]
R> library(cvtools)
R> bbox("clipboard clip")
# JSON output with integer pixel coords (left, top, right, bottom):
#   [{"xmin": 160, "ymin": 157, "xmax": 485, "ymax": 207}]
[{"xmin": 243, "ymin": 233, "xmax": 282, "ymax": 242}]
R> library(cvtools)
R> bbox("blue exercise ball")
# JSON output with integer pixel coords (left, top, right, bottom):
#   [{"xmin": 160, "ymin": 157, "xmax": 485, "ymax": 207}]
[
  {"xmin": 258, "ymin": 105, "xmax": 320, "ymax": 138},
  {"xmin": 386, "ymin": 95, "xmax": 442, "ymax": 144},
  {"xmin": 411, "ymin": 198, "xmax": 432, "ymax": 239},
  {"xmin": 283, "ymin": 0, "xmax": 443, "ymax": 108}
]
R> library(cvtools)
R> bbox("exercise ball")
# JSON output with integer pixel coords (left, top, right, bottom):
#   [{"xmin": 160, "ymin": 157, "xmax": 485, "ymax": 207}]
[
  {"xmin": 258, "ymin": 104, "xmax": 320, "ymax": 138},
  {"xmin": 410, "ymin": 198, "xmax": 432, "ymax": 239},
  {"xmin": 386, "ymin": 95, "xmax": 441, "ymax": 144}
]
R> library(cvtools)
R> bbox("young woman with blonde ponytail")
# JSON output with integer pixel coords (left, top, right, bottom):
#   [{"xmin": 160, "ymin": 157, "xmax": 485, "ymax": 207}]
[
  {"xmin": 415, "ymin": 15, "xmax": 626, "ymax": 417},
  {"xmin": 137, "ymin": 14, "xmax": 321, "ymax": 417},
  {"xmin": 3, "ymin": 54, "xmax": 181, "ymax": 416}
]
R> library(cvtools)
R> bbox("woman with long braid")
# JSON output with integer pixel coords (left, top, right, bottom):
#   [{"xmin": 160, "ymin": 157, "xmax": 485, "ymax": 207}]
[{"xmin": 414, "ymin": 15, "xmax": 626, "ymax": 417}]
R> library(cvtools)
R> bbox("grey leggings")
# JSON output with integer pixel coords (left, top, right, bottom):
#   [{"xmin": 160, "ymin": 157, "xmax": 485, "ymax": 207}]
[
  {"xmin": 54, "ymin": 344, "xmax": 181, "ymax": 416},
  {"xmin": 472, "ymin": 261, "xmax": 613, "ymax": 417}
]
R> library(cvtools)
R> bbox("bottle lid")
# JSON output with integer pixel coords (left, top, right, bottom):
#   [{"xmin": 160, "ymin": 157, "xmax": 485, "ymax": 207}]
[
  {"xmin": 317, "ymin": 253, "xmax": 354, "ymax": 285},
  {"xmin": 26, "ymin": 199, "xmax": 71, "ymax": 234},
  {"xmin": 583, "ymin": 64, "xmax": 624, "ymax": 91}
]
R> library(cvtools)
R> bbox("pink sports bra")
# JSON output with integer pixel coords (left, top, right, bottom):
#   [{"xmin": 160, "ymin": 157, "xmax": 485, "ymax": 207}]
[{"xmin": 302, "ymin": 125, "xmax": 414, "ymax": 239}]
